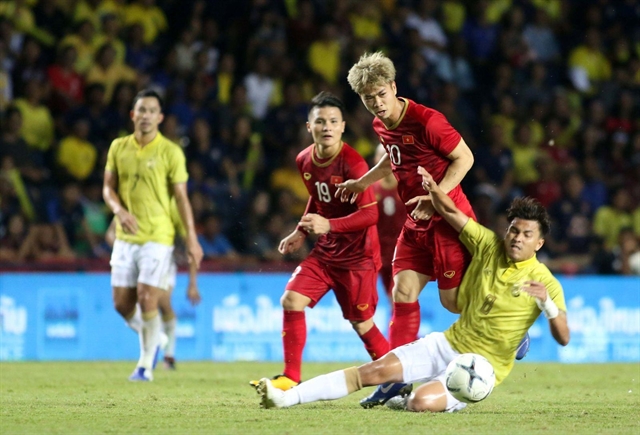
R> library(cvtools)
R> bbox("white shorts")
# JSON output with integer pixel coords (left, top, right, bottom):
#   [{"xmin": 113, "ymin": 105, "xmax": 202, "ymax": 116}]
[
  {"xmin": 110, "ymin": 240, "xmax": 174, "ymax": 290},
  {"xmin": 391, "ymin": 332, "xmax": 466, "ymax": 412}
]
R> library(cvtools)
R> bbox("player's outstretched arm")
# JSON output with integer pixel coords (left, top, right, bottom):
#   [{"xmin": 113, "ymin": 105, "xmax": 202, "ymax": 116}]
[
  {"xmin": 522, "ymin": 281, "xmax": 570, "ymax": 346},
  {"xmin": 418, "ymin": 166, "xmax": 469, "ymax": 233},
  {"xmin": 335, "ymin": 153, "xmax": 392, "ymax": 203},
  {"xmin": 103, "ymin": 170, "xmax": 138, "ymax": 234}
]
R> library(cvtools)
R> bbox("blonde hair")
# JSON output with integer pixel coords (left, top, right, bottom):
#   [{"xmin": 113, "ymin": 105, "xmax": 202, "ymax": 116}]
[{"xmin": 347, "ymin": 52, "xmax": 396, "ymax": 94}]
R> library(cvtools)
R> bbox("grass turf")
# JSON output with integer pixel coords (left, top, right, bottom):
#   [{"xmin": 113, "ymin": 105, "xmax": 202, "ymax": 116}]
[{"xmin": 1, "ymin": 362, "xmax": 638, "ymax": 435}]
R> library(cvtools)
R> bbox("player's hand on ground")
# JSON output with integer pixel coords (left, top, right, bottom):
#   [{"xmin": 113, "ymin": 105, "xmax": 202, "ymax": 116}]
[
  {"xmin": 417, "ymin": 166, "xmax": 438, "ymax": 192},
  {"xmin": 116, "ymin": 209, "xmax": 138, "ymax": 234},
  {"xmin": 187, "ymin": 238, "xmax": 204, "ymax": 269},
  {"xmin": 298, "ymin": 213, "xmax": 331, "ymax": 235},
  {"xmin": 335, "ymin": 179, "xmax": 365, "ymax": 203},
  {"xmin": 187, "ymin": 282, "xmax": 201, "ymax": 306},
  {"xmin": 405, "ymin": 195, "xmax": 435, "ymax": 220},
  {"xmin": 521, "ymin": 280, "xmax": 549, "ymax": 302},
  {"xmin": 279, "ymin": 230, "xmax": 306, "ymax": 254}
]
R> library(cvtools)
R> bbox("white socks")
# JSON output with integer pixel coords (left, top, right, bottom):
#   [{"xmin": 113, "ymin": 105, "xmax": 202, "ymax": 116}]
[
  {"xmin": 138, "ymin": 313, "xmax": 161, "ymax": 370},
  {"xmin": 125, "ymin": 305, "xmax": 142, "ymax": 333},
  {"xmin": 163, "ymin": 317, "xmax": 177, "ymax": 357},
  {"xmin": 284, "ymin": 370, "xmax": 349, "ymax": 406}
]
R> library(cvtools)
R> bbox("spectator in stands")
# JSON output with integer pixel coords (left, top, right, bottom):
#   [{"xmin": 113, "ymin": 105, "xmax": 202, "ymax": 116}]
[
  {"xmin": 0, "ymin": 213, "xmax": 29, "ymax": 261},
  {"xmin": 405, "ymin": 0, "xmax": 447, "ymax": 63},
  {"xmin": 197, "ymin": 213, "xmax": 237, "ymax": 260},
  {"xmin": 522, "ymin": 8, "xmax": 560, "ymax": 64},
  {"xmin": 56, "ymin": 118, "xmax": 98, "ymax": 182},
  {"xmin": 307, "ymin": 22, "xmax": 341, "ymax": 86},
  {"xmin": 47, "ymin": 45, "xmax": 84, "ymax": 112},
  {"xmin": 94, "ymin": 13, "xmax": 126, "ymax": 65},
  {"xmin": 593, "ymin": 187, "xmax": 635, "ymax": 251},
  {"xmin": 85, "ymin": 43, "xmax": 137, "ymax": 103},
  {"xmin": 11, "ymin": 37, "xmax": 45, "ymax": 97},
  {"xmin": 123, "ymin": 0, "xmax": 167, "ymax": 46},
  {"xmin": 13, "ymin": 78, "xmax": 54, "ymax": 152},
  {"xmin": 45, "ymin": 181, "xmax": 98, "ymax": 257},
  {"xmin": 17, "ymin": 222, "xmax": 75, "ymax": 262},
  {"xmin": 549, "ymin": 172, "xmax": 593, "ymax": 257},
  {"xmin": 0, "ymin": 105, "xmax": 49, "ymax": 187},
  {"xmin": 568, "ymin": 27, "xmax": 611, "ymax": 94},
  {"xmin": 59, "ymin": 19, "xmax": 96, "ymax": 75}
]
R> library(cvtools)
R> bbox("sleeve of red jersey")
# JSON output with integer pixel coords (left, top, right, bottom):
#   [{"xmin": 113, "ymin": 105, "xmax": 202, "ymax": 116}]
[
  {"xmin": 425, "ymin": 111, "xmax": 462, "ymax": 156},
  {"xmin": 328, "ymin": 158, "xmax": 378, "ymax": 233}
]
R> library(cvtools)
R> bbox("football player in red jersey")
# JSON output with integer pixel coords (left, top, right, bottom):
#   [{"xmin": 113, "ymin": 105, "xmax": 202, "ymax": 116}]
[
  {"xmin": 336, "ymin": 52, "xmax": 476, "ymax": 406},
  {"xmin": 250, "ymin": 91, "xmax": 390, "ymax": 391},
  {"xmin": 372, "ymin": 144, "xmax": 405, "ymax": 301}
]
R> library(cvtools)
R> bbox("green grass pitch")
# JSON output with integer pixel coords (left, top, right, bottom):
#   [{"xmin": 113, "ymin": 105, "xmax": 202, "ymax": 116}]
[{"xmin": 1, "ymin": 361, "xmax": 638, "ymax": 434}]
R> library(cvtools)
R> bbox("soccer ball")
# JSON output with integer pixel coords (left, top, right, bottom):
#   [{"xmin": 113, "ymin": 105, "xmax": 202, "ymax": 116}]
[{"xmin": 445, "ymin": 353, "xmax": 496, "ymax": 403}]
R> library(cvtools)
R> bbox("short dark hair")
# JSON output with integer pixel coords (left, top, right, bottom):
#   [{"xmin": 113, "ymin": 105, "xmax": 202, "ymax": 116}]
[
  {"xmin": 506, "ymin": 197, "xmax": 550, "ymax": 237},
  {"xmin": 308, "ymin": 91, "xmax": 345, "ymax": 118},
  {"xmin": 132, "ymin": 89, "xmax": 164, "ymax": 111}
]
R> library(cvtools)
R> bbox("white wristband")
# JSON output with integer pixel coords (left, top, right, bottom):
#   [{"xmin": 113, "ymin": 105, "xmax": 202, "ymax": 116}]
[{"xmin": 536, "ymin": 296, "xmax": 559, "ymax": 320}]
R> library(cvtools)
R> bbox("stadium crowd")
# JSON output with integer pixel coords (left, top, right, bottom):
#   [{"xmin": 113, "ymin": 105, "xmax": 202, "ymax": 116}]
[{"xmin": 0, "ymin": 0, "xmax": 639, "ymax": 275}]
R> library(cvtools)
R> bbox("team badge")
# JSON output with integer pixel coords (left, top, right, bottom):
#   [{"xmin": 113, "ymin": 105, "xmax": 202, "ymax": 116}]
[
  {"xmin": 357, "ymin": 304, "xmax": 369, "ymax": 311},
  {"xmin": 303, "ymin": 172, "xmax": 312, "ymax": 180},
  {"xmin": 444, "ymin": 270, "xmax": 455, "ymax": 278},
  {"xmin": 330, "ymin": 175, "xmax": 343, "ymax": 185},
  {"xmin": 402, "ymin": 135, "xmax": 415, "ymax": 144}
]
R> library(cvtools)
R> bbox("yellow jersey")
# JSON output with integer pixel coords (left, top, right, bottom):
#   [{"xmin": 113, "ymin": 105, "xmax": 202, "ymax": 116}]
[
  {"xmin": 105, "ymin": 132, "xmax": 188, "ymax": 246},
  {"xmin": 444, "ymin": 220, "xmax": 566, "ymax": 385}
]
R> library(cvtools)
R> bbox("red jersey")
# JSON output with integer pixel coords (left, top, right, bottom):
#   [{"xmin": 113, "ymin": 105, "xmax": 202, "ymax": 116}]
[
  {"xmin": 373, "ymin": 181, "xmax": 405, "ymax": 264},
  {"xmin": 297, "ymin": 142, "xmax": 381, "ymax": 270},
  {"xmin": 373, "ymin": 98, "xmax": 474, "ymax": 231}
]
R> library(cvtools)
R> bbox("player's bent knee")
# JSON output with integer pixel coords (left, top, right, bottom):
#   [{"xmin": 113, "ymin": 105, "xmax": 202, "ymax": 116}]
[
  {"xmin": 407, "ymin": 381, "xmax": 448, "ymax": 412},
  {"xmin": 280, "ymin": 291, "xmax": 311, "ymax": 311}
]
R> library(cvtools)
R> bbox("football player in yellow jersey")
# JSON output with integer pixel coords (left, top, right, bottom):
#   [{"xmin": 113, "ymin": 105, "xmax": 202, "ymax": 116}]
[
  {"xmin": 103, "ymin": 89, "xmax": 203, "ymax": 382},
  {"xmin": 257, "ymin": 166, "xmax": 569, "ymax": 412},
  {"xmin": 104, "ymin": 199, "xmax": 201, "ymax": 371}
]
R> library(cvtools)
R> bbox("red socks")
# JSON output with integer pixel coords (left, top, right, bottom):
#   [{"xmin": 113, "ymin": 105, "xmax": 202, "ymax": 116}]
[
  {"xmin": 389, "ymin": 301, "xmax": 421, "ymax": 349},
  {"xmin": 359, "ymin": 324, "xmax": 390, "ymax": 360},
  {"xmin": 282, "ymin": 310, "xmax": 306, "ymax": 382}
]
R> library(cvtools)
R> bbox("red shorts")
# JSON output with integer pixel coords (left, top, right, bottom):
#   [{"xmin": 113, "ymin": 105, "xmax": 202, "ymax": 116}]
[
  {"xmin": 392, "ymin": 220, "xmax": 471, "ymax": 290},
  {"xmin": 286, "ymin": 255, "xmax": 378, "ymax": 321}
]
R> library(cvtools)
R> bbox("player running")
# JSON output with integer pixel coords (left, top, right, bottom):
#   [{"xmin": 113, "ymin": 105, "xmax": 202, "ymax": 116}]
[
  {"xmin": 103, "ymin": 89, "xmax": 203, "ymax": 382},
  {"xmin": 250, "ymin": 92, "xmax": 390, "ymax": 391},
  {"xmin": 257, "ymin": 168, "xmax": 570, "ymax": 412}
]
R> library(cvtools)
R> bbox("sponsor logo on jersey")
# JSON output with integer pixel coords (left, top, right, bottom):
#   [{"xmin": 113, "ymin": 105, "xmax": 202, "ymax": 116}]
[
  {"xmin": 330, "ymin": 175, "xmax": 343, "ymax": 185},
  {"xmin": 402, "ymin": 135, "xmax": 415, "ymax": 144},
  {"xmin": 356, "ymin": 304, "xmax": 369, "ymax": 311},
  {"xmin": 303, "ymin": 172, "xmax": 312, "ymax": 180},
  {"xmin": 444, "ymin": 270, "xmax": 456, "ymax": 278}
]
